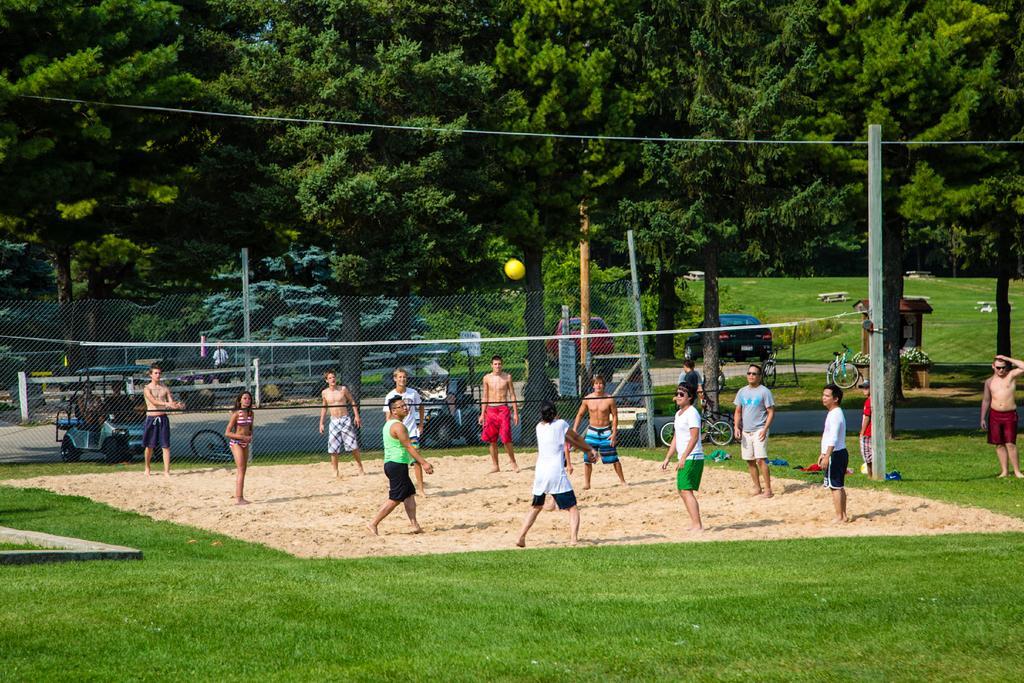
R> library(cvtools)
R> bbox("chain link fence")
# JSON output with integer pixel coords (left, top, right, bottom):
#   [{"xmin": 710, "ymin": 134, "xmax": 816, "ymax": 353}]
[{"xmin": 0, "ymin": 281, "xmax": 656, "ymax": 464}]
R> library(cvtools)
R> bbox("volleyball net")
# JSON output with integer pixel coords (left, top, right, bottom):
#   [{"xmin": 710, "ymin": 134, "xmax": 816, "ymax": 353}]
[{"xmin": 0, "ymin": 284, "xmax": 868, "ymax": 465}]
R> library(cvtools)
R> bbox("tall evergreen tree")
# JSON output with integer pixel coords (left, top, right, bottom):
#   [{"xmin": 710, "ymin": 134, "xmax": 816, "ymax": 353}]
[{"xmin": 0, "ymin": 0, "xmax": 199, "ymax": 302}]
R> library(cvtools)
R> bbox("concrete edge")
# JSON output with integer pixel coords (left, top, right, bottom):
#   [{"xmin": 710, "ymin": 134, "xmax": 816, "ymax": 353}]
[{"xmin": 0, "ymin": 526, "xmax": 142, "ymax": 564}]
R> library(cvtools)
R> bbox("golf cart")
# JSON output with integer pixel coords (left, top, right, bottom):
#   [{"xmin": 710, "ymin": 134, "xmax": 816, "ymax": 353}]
[
  {"xmin": 55, "ymin": 365, "xmax": 148, "ymax": 463},
  {"xmin": 419, "ymin": 375, "xmax": 481, "ymax": 448},
  {"xmin": 384, "ymin": 345, "xmax": 482, "ymax": 449}
]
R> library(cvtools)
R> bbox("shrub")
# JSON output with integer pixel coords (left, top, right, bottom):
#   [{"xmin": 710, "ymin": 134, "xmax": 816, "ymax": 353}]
[{"xmin": 262, "ymin": 384, "xmax": 282, "ymax": 403}]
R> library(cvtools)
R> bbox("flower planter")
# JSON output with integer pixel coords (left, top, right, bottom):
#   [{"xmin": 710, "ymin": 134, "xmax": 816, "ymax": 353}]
[{"xmin": 909, "ymin": 364, "xmax": 930, "ymax": 389}]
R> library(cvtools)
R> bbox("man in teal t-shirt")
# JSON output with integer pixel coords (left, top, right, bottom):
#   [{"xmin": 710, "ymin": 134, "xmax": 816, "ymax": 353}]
[{"xmin": 368, "ymin": 396, "xmax": 434, "ymax": 535}]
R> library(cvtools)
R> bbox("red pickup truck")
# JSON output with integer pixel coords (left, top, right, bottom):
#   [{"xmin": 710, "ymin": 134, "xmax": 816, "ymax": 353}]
[{"xmin": 545, "ymin": 317, "xmax": 615, "ymax": 360}]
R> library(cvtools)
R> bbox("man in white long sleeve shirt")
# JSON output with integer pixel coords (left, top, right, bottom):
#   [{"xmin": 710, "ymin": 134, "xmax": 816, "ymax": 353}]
[{"xmin": 818, "ymin": 384, "xmax": 849, "ymax": 523}]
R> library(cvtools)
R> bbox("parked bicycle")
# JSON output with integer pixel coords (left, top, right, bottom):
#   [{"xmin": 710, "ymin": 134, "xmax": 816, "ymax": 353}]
[
  {"xmin": 761, "ymin": 350, "xmax": 778, "ymax": 388},
  {"xmin": 826, "ymin": 343, "xmax": 861, "ymax": 389},
  {"xmin": 659, "ymin": 392, "xmax": 734, "ymax": 447}
]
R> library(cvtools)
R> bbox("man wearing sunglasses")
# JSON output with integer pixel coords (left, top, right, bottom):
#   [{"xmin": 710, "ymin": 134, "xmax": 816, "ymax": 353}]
[
  {"xmin": 981, "ymin": 354, "xmax": 1024, "ymax": 478},
  {"xmin": 733, "ymin": 364, "xmax": 776, "ymax": 497}
]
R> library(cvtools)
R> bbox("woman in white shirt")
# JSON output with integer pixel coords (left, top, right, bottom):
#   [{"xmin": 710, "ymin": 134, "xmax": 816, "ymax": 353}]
[
  {"xmin": 661, "ymin": 383, "xmax": 704, "ymax": 531},
  {"xmin": 818, "ymin": 384, "xmax": 849, "ymax": 522},
  {"xmin": 516, "ymin": 401, "xmax": 598, "ymax": 548}
]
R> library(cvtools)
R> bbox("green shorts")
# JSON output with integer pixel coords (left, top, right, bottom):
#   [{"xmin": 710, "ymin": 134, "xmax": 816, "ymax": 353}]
[{"xmin": 676, "ymin": 459, "xmax": 704, "ymax": 491}]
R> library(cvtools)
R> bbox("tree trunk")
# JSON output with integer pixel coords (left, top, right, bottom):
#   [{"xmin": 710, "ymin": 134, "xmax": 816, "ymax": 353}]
[
  {"xmin": 654, "ymin": 270, "xmax": 679, "ymax": 360},
  {"xmin": 882, "ymin": 222, "xmax": 904, "ymax": 435},
  {"xmin": 394, "ymin": 285, "xmax": 413, "ymax": 341},
  {"xmin": 521, "ymin": 243, "xmax": 547, "ymax": 445},
  {"xmin": 53, "ymin": 245, "xmax": 73, "ymax": 304},
  {"xmin": 701, "ymin": 244, "xmax": 721, "ymax": 412},
  {"xmin": 995, "ymin": 228, "xmax": 1013, "ymax": 356},
  {"xmin": 339, "ymin": 297, "xmax": 362, "ymax": 402}
]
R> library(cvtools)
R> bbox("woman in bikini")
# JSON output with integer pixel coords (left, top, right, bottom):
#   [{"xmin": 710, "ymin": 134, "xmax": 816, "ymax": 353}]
[{"xmin": 225, "ymin": 391, "xmax": 255, "ymax": 505}]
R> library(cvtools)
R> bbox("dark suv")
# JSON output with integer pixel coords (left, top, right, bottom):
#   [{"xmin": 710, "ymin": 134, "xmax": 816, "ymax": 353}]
[{"xmin": 685, "ymin": 314, "xmax": 772, "ymax": 361}]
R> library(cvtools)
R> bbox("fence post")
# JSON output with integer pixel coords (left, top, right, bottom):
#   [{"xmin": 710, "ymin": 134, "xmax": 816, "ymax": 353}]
[
  {"xmin": 242, "ymin": 247, "xmax": 252, "ymax": 392},
  {"xmin": 627, "ymin": 230, "xmax": 657, "ymax": 448},
  {"xmin": 17, "ymin": 371, "xmax": 29, "ymax": 423},
  {"xmin": 252, "ymin": 357, "xmax": 261, "ymax": 407}
]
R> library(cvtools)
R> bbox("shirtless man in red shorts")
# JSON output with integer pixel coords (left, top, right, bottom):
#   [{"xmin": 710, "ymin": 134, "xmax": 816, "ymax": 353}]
[
  {"xmin": 479, "ymin": 355, "xmax": 519, "ymax": 473},
  {"xmin": 981, "ymin": 354, "xmax": 1024, "ymax": 478}
]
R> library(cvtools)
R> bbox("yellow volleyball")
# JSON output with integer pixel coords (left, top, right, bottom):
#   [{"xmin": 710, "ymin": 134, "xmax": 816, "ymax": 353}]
[{"xmin": 504, "ymin": 258, "xmax": 526, "ymax": 280}]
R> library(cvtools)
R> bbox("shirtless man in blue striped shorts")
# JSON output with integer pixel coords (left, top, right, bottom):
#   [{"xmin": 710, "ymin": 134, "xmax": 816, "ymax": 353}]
[{"xmin": 571, "ymin": 374, "xmax": 626, "ymax": 489}]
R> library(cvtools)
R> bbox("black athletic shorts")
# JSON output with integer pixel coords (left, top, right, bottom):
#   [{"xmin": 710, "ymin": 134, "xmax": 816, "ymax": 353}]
[
  {"xmin": 824, "ymin": 448, "xmax": 849, "ymax": 490},
  {"xmin": 531, "ymin": 490, "xmax": 577, "ymax": 510},
  {"xmin": 384, "ymin": 461, "xmax": 416, "ymax": 501}
]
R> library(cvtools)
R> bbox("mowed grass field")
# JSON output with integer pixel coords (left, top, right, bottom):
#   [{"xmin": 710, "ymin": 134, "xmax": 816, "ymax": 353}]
[
  {"xmin": 686, "ymin": 277, "xmax": 1024, "ymax": 363},
  {"xmin": 3, "ymin": 434, "xmax": 1024, "ymax": 681}
]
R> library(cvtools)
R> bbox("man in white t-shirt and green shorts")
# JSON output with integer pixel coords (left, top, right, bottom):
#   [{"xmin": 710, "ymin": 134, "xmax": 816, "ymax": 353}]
[
  {"xmin": 733, "ymin": 364, "xmax": 776, "ymax": 498},
  {"xmin": 661, "ymin": 383, "xmax": 704, "ymax": 531}
]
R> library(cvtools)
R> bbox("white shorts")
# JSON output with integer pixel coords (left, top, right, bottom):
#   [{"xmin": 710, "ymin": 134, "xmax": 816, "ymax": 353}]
[
  {"xmin": 328, "ymin": 416, "xmax": 359, "ymax": 454},
  {"xmin": 740, "ymin": 431, "xmax": 769, "ymax": 461}
]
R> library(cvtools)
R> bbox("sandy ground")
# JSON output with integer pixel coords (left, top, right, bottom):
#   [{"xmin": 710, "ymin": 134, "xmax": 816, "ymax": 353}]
[{"xmin": 6, "ymin": 454, "xmax": 1024, "ymax": 559}]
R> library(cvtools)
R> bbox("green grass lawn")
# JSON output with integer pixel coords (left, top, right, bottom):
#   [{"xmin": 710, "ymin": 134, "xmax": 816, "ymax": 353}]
[
  {"xmin": 3, "ymin": 433, "xmax": 1024, "ymax": 680},
  {"xmin": 684, "ymin": 277, "xmax": 1022, "ymax": 363},
  {"xmin": 0, "ymin": 541, "xmax": 46, "ymax": 551}
]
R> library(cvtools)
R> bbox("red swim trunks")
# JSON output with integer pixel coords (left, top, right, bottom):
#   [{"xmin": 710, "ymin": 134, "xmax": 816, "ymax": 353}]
[
  {"xmin": 481, "ymin": 405, "xmax": 512, "ymax": 444},
  {"xmin": 988, "ymin": 408, "xmax": 1018, "ymax": 445}
]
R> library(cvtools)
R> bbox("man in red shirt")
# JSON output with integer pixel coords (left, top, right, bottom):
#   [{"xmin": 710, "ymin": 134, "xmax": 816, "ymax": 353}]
[{"xmin": 858, "ymin": 380, "xmax": 873, "ymax": 477}]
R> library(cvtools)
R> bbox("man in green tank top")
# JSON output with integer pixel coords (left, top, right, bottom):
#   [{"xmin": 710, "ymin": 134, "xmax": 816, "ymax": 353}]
[{"xmin": 368, "ymin": 396, "xmax": 435, "ymax": 535}]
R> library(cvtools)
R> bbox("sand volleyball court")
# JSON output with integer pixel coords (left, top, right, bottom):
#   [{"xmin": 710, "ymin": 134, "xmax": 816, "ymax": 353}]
[{"xmin": 6, "ymin": 454, "xmax": 1023, "ymax": 558}]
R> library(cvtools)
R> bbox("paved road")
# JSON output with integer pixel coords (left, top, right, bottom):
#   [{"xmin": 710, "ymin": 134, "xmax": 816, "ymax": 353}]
[
  {"xmin": 0, "ymin": 405, "xmax": 522, "ymax": 465},
  {"xmin": 0, "ymin": 404, "xmax": 993, "ymax": 464}
]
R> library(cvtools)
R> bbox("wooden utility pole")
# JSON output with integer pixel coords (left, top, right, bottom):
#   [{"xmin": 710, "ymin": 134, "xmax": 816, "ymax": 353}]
[
  {"xmin": 579, "ymin": 200, "xmax": 591, "ymax": 370},
  {"xmin": 868, "ymin": 125, "xmax": 887, "ymax": 479}
]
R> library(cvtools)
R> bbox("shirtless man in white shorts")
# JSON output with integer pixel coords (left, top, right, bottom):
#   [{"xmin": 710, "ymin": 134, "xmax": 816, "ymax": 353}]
[{"xmin": 319, "ymin": 369, "xmax": 363, "ymax": 477}]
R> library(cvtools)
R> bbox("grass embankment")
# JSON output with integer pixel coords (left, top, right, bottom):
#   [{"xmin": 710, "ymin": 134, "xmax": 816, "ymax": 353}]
[
  {"xmin": 3, "ymin": 433, "xmax": 1024, "ymax": 679},
  {"xmin": 651, "ymin": 365, "xmax": 989, "ymax": 414},
  {"xmin": 685, "ymin": 276, "xmax": 1023, "ymax": 363}
]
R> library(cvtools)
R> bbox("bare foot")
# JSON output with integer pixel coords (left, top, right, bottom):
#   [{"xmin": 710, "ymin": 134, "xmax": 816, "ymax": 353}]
[
  {"xmin": 997, "ymin": 473, "xmax": 1009, "ymax": 478},
  {"xmin": 489, "ymin": 467, "xmax": 500, "ymax": 474},
  {"xmin": 762, "ymin": 491, "xmax": 774, "ymax": 498},
  {"xmin": 358, "ymin": 469, "xmax": 366, "ymax": 476},
  {"xmin": 410, "ymin": 525, "xmax": 424, "ymax": 534},
  {"xmin": 569, "ymin": 537, "xmax": 579, "ymax": 545},
  {"xmin": 831, "ymin": 516, "xmax": 849, "ymax": 524},
  {"xmin": 749, "ymin": 489, "xmax": 763, "ymax": 497},
  {"xmin": 1015, "ymin": 472, "xmax": 1024, "ymax": 479},
  {"xmin": 235, "ymin": 498, "xmax": 250, "ymax": 506},
  {"xmin": 163, "ymin": 471, "xmax": 171, "ymax": 479},
  {"xmin": 510, "ymin": 462, "xmax": 520, "ymax": 473},
  {"xmin": 366, "ymin": 523, "xmax": 379, "ymax": 536},
  {"xmin": 144, "ymin": 468, "xmax": 151, "ymax": 477},
  {"xmin": 687, "ymin": 525, "xmax": 704, "ymax": 532},
  {"xmin": 515, "ymin": 538, "xmax": 526, "ymax": 548},
  {"xmin": 583, "ymin": 484, "xmax": 591, "ymax": 491},
  {"xmin": 618, "ymin": 480, "xmax": 628, "ymax": 486}
]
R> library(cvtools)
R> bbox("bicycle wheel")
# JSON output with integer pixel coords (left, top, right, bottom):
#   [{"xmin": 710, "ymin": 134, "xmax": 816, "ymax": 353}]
[
  {"xmin": 832, "ymin": 363, "xmax": 861, "ymax": 389},
  {"xmin": 705, "ymin": 419, "xmax": 733, "ymax": 446},
  {"xmin": 659, "ymin": 421, "xmax": 675, "ymax": 448},
  {"xmin": 190, "ymin": 429, "xmax": 233, "ymax": 462}
]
